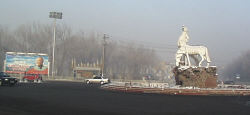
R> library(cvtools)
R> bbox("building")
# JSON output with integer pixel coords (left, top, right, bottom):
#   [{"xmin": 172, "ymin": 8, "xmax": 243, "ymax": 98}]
[{"xmin": 72, "ymin": 58, "xmax": 101, "ymax": 79}]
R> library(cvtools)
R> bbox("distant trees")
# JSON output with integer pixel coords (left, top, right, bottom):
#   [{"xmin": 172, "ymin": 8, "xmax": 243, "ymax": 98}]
[
  {"xmin": 105, "ymin": 42, "xmax": 158, "ymax": 79},
  {"xmin": 0, "ymin": 23, "xmax": 159, "ymax": 79},
  {"xmin": 223, "ymin": 50, "xmax": 250, "ymax": 81}
]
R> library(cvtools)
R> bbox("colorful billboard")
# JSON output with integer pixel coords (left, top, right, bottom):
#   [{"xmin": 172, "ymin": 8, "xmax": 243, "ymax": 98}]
[{"xmin": 5, "ymin": 52, "xmax": 49, "ymax": 75}]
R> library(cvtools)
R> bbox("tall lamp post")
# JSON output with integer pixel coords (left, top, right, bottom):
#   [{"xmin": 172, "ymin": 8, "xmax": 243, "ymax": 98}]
[{"xmin": 49, "ymin": 12, "xmax": 62, "ymax": 79}]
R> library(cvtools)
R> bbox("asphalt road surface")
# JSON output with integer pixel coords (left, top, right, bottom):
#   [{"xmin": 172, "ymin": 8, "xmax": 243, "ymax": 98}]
[{"xmin": 0, "ymin": 81, "xmax": 250, "ymax": 115}]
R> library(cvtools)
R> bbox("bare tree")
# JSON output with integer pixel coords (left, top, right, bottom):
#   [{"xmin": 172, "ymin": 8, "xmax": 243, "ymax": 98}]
[
  {"xmin": 0, "ymin": 23, "xmax": 160, "ymax": 79},
  {"xmin": 223, "ymin": 50, "xmax": 250, "ymax": 81}
]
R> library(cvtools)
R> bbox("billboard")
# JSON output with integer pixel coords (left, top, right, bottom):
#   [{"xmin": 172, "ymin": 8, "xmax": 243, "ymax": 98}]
[{"xmin": 5, "ymin": 52, "xmax": 49, "ymax": 75}]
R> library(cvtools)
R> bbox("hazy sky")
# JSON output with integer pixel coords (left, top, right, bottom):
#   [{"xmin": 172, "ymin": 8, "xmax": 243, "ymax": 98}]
[{"xmin": 1, "ymin": 0, "xmax": 250, "ymax": 67}]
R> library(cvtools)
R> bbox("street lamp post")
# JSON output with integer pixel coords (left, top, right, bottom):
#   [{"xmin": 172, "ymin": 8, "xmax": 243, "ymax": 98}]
[{"xmin": 49, "ymin": 12, "xmax": 62, "ymax": 79}]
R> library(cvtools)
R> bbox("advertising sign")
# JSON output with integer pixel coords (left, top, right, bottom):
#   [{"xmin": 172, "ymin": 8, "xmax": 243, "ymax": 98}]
[{"xmin": 5, "ymin": 52, "xmax": 49, "ymax": 75}]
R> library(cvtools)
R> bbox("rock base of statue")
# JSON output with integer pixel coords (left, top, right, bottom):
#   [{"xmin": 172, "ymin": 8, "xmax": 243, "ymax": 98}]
[{"xmin": 173, "ymin": 66, "xmax": 217, "ymax": 88}]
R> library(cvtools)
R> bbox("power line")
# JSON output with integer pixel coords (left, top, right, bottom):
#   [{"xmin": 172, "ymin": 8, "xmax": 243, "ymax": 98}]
[{"xmin": 93, "ymin": 32, "xmax": 178, "ymax": 54}]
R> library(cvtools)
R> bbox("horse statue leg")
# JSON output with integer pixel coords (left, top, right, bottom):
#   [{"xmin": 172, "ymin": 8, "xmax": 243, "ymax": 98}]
[
  {"xmin": 199, "ymin": 53, "xmax": 204, "ymax": 67},
  {"xmin": 175, "ymin": 53, "xmax": 183, "ymax": 66},
  {"xmin": 185, "ymin": 53, "xmax": 191, "ymax": 66},
  {"xmin": 202, "ymin": 47, "xmax": 211, "ymax": 67}
]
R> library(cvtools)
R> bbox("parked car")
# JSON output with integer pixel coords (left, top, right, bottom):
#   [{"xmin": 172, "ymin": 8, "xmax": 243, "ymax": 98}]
[
  {"xmin": 224, "ymin": 81, "xmax": 235, "ymax": 85},
  {"xmin": 0, "ymin": 72, "xmax": 18, "ymax": 86},
  {"xmin": 23, "ymin": 74, "xmax": 42, "ymax": 82},
  {"xmin": 85, "ymin": 76, "xmax": 110, "ymax": 85}
]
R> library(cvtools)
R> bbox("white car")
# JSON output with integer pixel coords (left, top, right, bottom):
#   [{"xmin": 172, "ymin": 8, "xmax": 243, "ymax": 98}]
[{"xmin": 85, "ymin": 76, "xmax": 110, "ymax": 85}]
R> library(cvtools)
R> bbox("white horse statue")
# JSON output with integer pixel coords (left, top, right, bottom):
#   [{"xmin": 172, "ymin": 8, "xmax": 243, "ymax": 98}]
[{"xmin": 175, "ymin": 26, "xmax": 211, "ymax": 67}]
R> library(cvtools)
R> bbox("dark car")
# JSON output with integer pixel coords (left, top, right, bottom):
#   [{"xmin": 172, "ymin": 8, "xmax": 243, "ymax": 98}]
[
  {"xmin": 0, "ymin": 72, "xmax": 18, "ymax": 86},
  {"xmin": 224, "ymin": 81, "xmax": 235, "ymax": 85}
]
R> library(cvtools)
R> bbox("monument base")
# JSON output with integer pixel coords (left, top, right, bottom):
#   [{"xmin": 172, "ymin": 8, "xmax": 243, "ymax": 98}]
[{"xmin": 173, "ymin": 66, "xmax": 217, "ymax": 88}]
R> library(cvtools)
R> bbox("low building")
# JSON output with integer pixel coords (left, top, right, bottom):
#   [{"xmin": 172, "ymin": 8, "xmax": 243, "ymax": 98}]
[{"xmin": 72, "ymin": 59, "xmax": 101, "ymax": 79}]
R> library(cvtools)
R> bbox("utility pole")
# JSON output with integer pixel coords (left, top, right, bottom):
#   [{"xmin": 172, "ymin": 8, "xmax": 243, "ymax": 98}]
[
  {"xmin": 49, "ymin": 12, "xmax": 62, "ymax": 79},
  {"xmin": 102, "ymin": 34, "xmax": 108, "ymax": 76}
]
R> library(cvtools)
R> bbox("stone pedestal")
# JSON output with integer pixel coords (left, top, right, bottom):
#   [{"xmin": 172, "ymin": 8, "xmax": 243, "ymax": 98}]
[{"xmin": 173, "ymin": 66, "xmax": 217, "ymax": 88}]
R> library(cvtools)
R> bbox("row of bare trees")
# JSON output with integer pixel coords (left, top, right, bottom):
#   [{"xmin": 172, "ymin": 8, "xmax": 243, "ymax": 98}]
[
  {"xmin": 223, "ymin": 50, "xmax": 250, "ymax": 81},
  {"xmin": 0, "ymin": 23, "xmax": 159, "ymax": 79}
]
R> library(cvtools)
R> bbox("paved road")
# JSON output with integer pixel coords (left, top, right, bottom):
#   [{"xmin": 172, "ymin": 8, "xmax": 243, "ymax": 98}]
[{"xmin": 0, "ymin": 81, "xmax": 250, "ymax": 115}]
